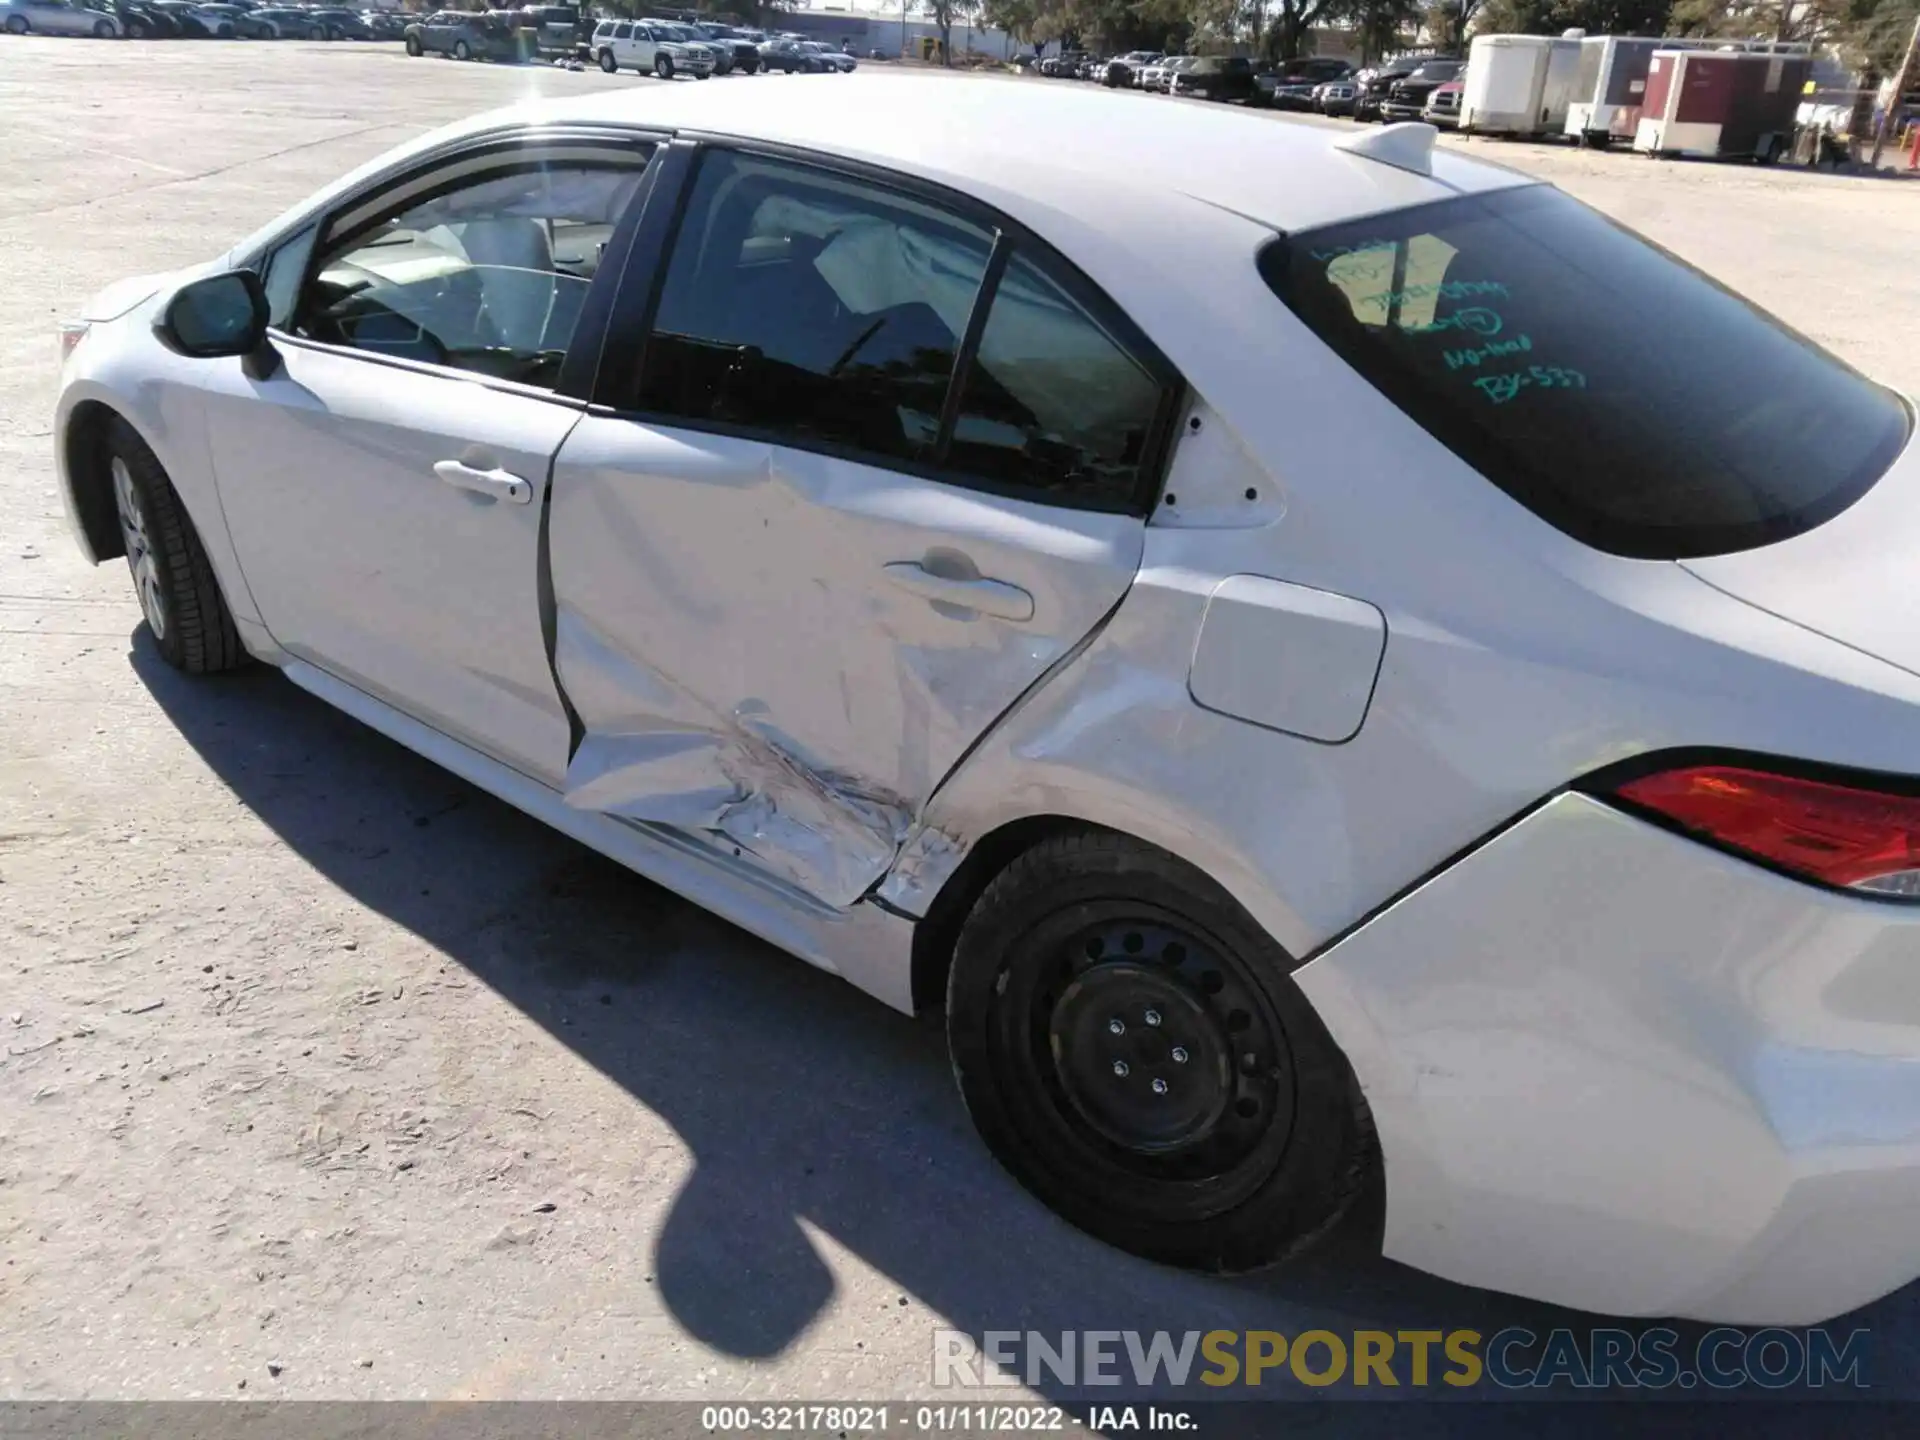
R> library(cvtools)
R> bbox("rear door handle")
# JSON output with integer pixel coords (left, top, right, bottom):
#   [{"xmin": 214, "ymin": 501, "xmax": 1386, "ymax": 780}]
[
  {"xmin": 434, "ymin": 459, "xmax": 532, "ymax": 505},
  {"xmin": 883, "ymin": 562, "xmax": 1035, "ymax": 622}
]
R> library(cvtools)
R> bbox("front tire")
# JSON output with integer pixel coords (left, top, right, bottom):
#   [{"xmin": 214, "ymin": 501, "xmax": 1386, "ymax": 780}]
[
  {"xmin": 653, "ymin": 52, "xmax": 672, "ymax": 78},
  {"xmin": 597, "ymin": 46, "xmax": 616, "ymax": 71},
  {"xmin": 453, "ymin": 38, "xmax": 470, "ymax": 59},
  {"xmin": 106, "ymin": 420, "xmax": 245, "ymax": 674},
  {"xmin": 946, "ymin": 831, "xmax": 1370, "ymax": 1273},
  {"xmin": 307, "ymin": 23, "xmax": 324, "ymax": 39},
  {"xmin": 405, "ymin": 32, "xmax": 421, "ymax": 55},
  {"xmin": 6, "ymin": 14, "xmax": 30, "ymax": 32}
]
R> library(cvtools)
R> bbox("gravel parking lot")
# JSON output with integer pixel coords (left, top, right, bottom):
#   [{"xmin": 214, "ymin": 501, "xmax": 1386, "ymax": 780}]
[{"xmin": 3, "ymin": 37, "xmax": 1920, "ymax": 1406}]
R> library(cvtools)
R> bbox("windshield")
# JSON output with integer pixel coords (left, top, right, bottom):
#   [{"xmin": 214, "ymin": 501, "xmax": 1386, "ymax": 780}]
[{"xmin": 1261, "ymin": 186, "xmax": 1909, "ymax": 559}]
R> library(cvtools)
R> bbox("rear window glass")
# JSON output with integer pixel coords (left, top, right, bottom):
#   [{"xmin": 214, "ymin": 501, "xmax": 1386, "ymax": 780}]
[{"xmin": 1261, "ymin": 186, "xmax": 1909, "ymax": 559}]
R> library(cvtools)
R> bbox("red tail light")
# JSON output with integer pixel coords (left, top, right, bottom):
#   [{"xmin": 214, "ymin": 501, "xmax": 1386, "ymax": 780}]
[{"xmin": 1613, "ymin": 765, "xmax": 1920, "ymax": 897}]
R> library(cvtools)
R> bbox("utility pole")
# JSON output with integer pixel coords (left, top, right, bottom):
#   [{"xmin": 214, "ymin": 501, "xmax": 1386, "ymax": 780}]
[{"xmin": 1869, "ymin": 13, "xmax": 1920, "ymax": 169}]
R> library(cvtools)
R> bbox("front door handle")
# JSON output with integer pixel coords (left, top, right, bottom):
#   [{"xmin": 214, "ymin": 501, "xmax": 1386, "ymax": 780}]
[
  {"xmin": 434, "ymin": 459, "xmax": 532, "ymax": 505},
  {"xmin": 883, "ymin": 561, "xmax": 1035, "ymax": 622}
]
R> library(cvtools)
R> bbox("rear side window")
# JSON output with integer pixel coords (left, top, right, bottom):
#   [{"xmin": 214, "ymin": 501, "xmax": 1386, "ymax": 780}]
[{"xmin": 1262, "ymin": 186, "xmax": 1909, "ymax": 558}]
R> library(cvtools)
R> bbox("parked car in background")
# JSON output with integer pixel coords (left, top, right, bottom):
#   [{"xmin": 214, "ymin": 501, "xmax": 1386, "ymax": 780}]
[
  {"xmin": 590, "ymin": 18, "xmax": 711, "ymax": 76},
  {"xmin": 648, "ymin": 19, "xmax": 726, "ymax": 73},
  {"xmin": 147, "ymin": 0, "xmax": 228, "ymax": 35},
  {"xmin": 247, "ymin": 5, "xmax": 310, "ymax": 36},
  {"xmin": 1381, "ymin": 57, "xmax": 1464, "ymax": 121},
  {"xmin": 1351, "ymin": 58, "xmax": 1414, "ymax": 120},
  {"xmin": 512, "ymin": 3, "xmax": 578, "ymax": 55},
  {"xmin": 105, "ymin": 0, "xmax": 177, "ymax": 35},
  {"xmin": 1039, "ymin": 50, "xmax": 1085, "ymax": 77},
  {"xmin": 1169, "ymin": 54, "xmax": 1256, "ymax": 103},
  {"xmin": 688, "ymin": 20, "xmax": 758, "ymax": 73},
  {"xmin": 797, "ymin": 39, "xmax": 853, "ymax": 72},
  {"xmin": 1257, "ymin": 57, "xmax": 1351, "ymax": 110},
  {"xmin": 1149, "ymin": 55, "xmax": 1197, "ymax": 92},
  {"xmin": 756, "ymin": 36, "xmax": 823, "ymax": 72},
  {"xmin": 362, "ymin": 8, "xmax": 408, "ymax": 39},
  {"xmin": 195, "ymin": 0, "xmax": 266, "ymax": 33},
  {"xmin": 405, "ymin": 9, "xmax": 518, "ymax": 59},
  {"xmin": 1103, "ymin": 49, "xmax": 1159, "ymax": 87},
  {"xmin": 2, "ymin": 0, "xmax": 121, "ymax": 32},
  {"xmin": 1314, "ymin": 78, "xmax": 1357, "ymax": 115},
  {"xmin": 1424, "ymin": 77, "xmax": 1463, "ymax": 127}
]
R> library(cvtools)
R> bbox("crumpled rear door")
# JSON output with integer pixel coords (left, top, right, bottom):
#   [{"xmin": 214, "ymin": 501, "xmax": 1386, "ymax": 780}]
[{"xmin": 545, "ymin": 422, "xmax": 1145, "ymax": 908}]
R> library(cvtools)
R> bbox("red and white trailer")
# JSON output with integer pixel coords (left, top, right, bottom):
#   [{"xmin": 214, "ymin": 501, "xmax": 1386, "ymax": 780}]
[{"xmin": 1633, "ymin": 48, "xmax": 1814, "ymax": 162}]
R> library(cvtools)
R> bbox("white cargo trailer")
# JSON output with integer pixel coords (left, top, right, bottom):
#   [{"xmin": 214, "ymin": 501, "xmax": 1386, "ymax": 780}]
[{"xmin": 1459, "ymin": 32, "xmax": 1584, "ymax": 137}]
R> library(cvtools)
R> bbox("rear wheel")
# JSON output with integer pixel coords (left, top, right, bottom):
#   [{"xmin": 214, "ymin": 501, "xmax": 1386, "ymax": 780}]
[
  {"xmin": 6, "ymin": 14, "xmax": 30, "ymax": 32},
  {"xmin": 597, "ymin": 46, "xmax": 616, "ymax": 71},
  {"xmin": 653, "ymin": 52, "xmax": 672, "ymax": 78},
  {"xmin": 93, "ymin": 17, "xmax": 113, "ymax": 35},
  {"xmin": 453, "ymin": 38, "xmax": 470, "ymax": 59},
  {"xmin": 946, "ymin": 831, "xmax": 1371, "ymax": 1273},
  {"xmin": 105, "ymin": 420, "xmax": 246, "ymax": 674},
  {"xmin": 307, "ymin": 23, "xmax": 324, "ymax": 39}
]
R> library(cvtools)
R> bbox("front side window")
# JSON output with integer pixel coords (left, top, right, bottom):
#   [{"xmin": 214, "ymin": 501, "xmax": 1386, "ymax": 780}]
[
  {"xmin": 293, "ymin": 159, "xmax": 649, "ymax": 390},
  {"xmin": 1262, "ymin": 185, "xmax": 1909, "ymax": 558},
  {"xmin": 637, "ymin": 150, "xmax": 995, "ymax": 468}
]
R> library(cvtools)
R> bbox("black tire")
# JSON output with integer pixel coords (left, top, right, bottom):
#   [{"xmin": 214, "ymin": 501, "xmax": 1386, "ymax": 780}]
[
  {"xmin": 453, "ymin": 38, "xmax": 470, "ymax": 59},
  {"xmin": 308, "ymin": 23, "xmax": 324, "ymax": 39},
  {"xmin": 653, "ymin": 52, "xmax": 672, "ymax": 78},
  {"xmin": 739, "ymin": 59, "xmax": 756, "ymax": 74},
  {"xmin": 105, "ymin": 419, "xmax": 246, "ymax": 674},
  {"xmin": 405, "ymin": 31, "xmax": 421, "ymax": 55},
  {"xmin": 6, "ymin": 14, "xmax": 30, "ymax": 32},
  {"xmin": 946, "ymin": 830, "xmax": 1370, "ymax": 1274},
  {"xmin": 597, "ymin": 46, "xmax": 615, "ymax": 71},
  {"xmin": 127, "ymin": 17, "xmax": 147, "ymax": 35},
  {"xmin": 93, "ymin": 18, "xmax": 113, "ymax": 35}
]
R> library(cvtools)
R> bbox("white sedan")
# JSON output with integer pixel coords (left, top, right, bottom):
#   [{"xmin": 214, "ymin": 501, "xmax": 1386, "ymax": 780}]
[
  {"xmin": 2, "ymin": 0, "xmax": 120, "ymax": 34},
  {"xmin": 53, "ymin": 78, "xmax": 1920, "ymax": 1325}
]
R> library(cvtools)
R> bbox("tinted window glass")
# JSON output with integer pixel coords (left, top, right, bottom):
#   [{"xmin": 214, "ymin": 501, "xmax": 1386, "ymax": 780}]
[
  {"xmin": 295, "ymin": 161, "xmax": 648, "ymax": 390},
  {"xmin": 638, "ymin": 151, "xmax": 994, "ymax": 467},
  {"xmin": 1262, "ymin": 186, "xmax": 1909, "ymax": 559},
  {"xmin": 945, "ymin": 252, "xmax": 1163, "ymax": 505}
]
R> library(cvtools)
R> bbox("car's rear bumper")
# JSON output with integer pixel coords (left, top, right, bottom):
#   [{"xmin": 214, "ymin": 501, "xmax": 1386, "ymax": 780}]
[{"xmin": 1296, "ymin": 792, "xmax": 1920, "ymax": 1324}]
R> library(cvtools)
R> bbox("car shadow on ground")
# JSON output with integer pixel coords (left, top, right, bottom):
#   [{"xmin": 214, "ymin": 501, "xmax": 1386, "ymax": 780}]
[{"xmin": 129, "ymin": 639, "xmax": 1900, "ymax": 1426}]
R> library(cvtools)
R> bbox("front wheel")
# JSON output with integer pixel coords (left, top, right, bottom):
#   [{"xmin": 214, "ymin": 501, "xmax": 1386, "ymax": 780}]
[
  {"xmin": 946, "ymin": 831, "xmax": 1371, "ymax": 1274},
  {"xmin": 93, "ymin": 17, "xmax": 114, "ymax": 35},
  {"xmin": 308, "ymin": 23, "xmax": 324, "ymax": 39},
  {"xmin": 6, "ymin": 14, "xmax": 30, "ymax": 32},
  {"xmin": 653, "ymin": 52, "xmax": 672, "ymax": 78},
  {"xmin": 453, "ymin": 38, "xmax": 470, "ymax": 59},
  {"xmin": 405, "ymin": 32, "xmax": 421, "ymax": 55},
  {"xmin": 106, "ymin": 420, "xmax": 246, "ymax": 674},
  {"xmin": 597, "ymin": 46, "xmax": 616, "ymax": 72}
]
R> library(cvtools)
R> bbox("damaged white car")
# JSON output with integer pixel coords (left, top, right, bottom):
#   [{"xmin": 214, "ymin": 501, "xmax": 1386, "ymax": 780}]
[{"xmin": 55, "ymin": 79, "xmax": 1920, "ymax": 1325}]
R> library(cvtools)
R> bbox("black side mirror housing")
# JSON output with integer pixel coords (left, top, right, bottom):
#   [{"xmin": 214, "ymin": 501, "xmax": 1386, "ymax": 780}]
[{"xmin": 156, "ymin": 270, "xmax": 275, "ymax": 366}]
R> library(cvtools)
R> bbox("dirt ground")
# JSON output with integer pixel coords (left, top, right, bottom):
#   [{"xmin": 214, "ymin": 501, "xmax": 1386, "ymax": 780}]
[{"xmin": 2, "ymin": 38, "xmax": 1919, "ymax": 1404}]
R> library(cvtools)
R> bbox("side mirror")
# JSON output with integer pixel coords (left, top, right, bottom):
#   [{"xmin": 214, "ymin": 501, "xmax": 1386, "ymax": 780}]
[{"xmin": 157, "ymin": 271, "xmax": 270, "ymax": 360}]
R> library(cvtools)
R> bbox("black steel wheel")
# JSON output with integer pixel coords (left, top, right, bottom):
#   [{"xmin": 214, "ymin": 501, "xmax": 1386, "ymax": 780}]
[{"xmin": 947, "ymin": 830, "xmax": 1371, "ymax": 1273}]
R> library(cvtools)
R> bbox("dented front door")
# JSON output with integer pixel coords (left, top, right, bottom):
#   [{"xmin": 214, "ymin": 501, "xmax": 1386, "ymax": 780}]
[{"xmin": 545, "ymin": 422, "xmax": 1145, "ymax": 907}]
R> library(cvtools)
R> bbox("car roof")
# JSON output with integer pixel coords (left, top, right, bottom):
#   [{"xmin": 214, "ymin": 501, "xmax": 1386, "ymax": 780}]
[{"xmin": 490, "ymin": 74, "xmax": 1530, "ymax": 235}]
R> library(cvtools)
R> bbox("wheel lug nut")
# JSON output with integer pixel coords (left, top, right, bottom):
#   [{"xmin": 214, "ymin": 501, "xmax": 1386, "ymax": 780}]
[
  {"xmin": 1144, "ymin": 1009, "xmax": 1161, "ymax": 1027},
  {"xmin": 1112, "ymin": 1060, "xmax": 1129, "ymax": 1078},
  {"xmin": 1108, "ymin": 1018, "xmax": 1125, "ymax": 1036},
  {"xmin": 1151, "ymin": 1078, "xmax": 1169, "ymax": 1095},
  {"xmin": 1171, "ymin": 1046, "xmax": 1189, "ymax": 1064}
]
